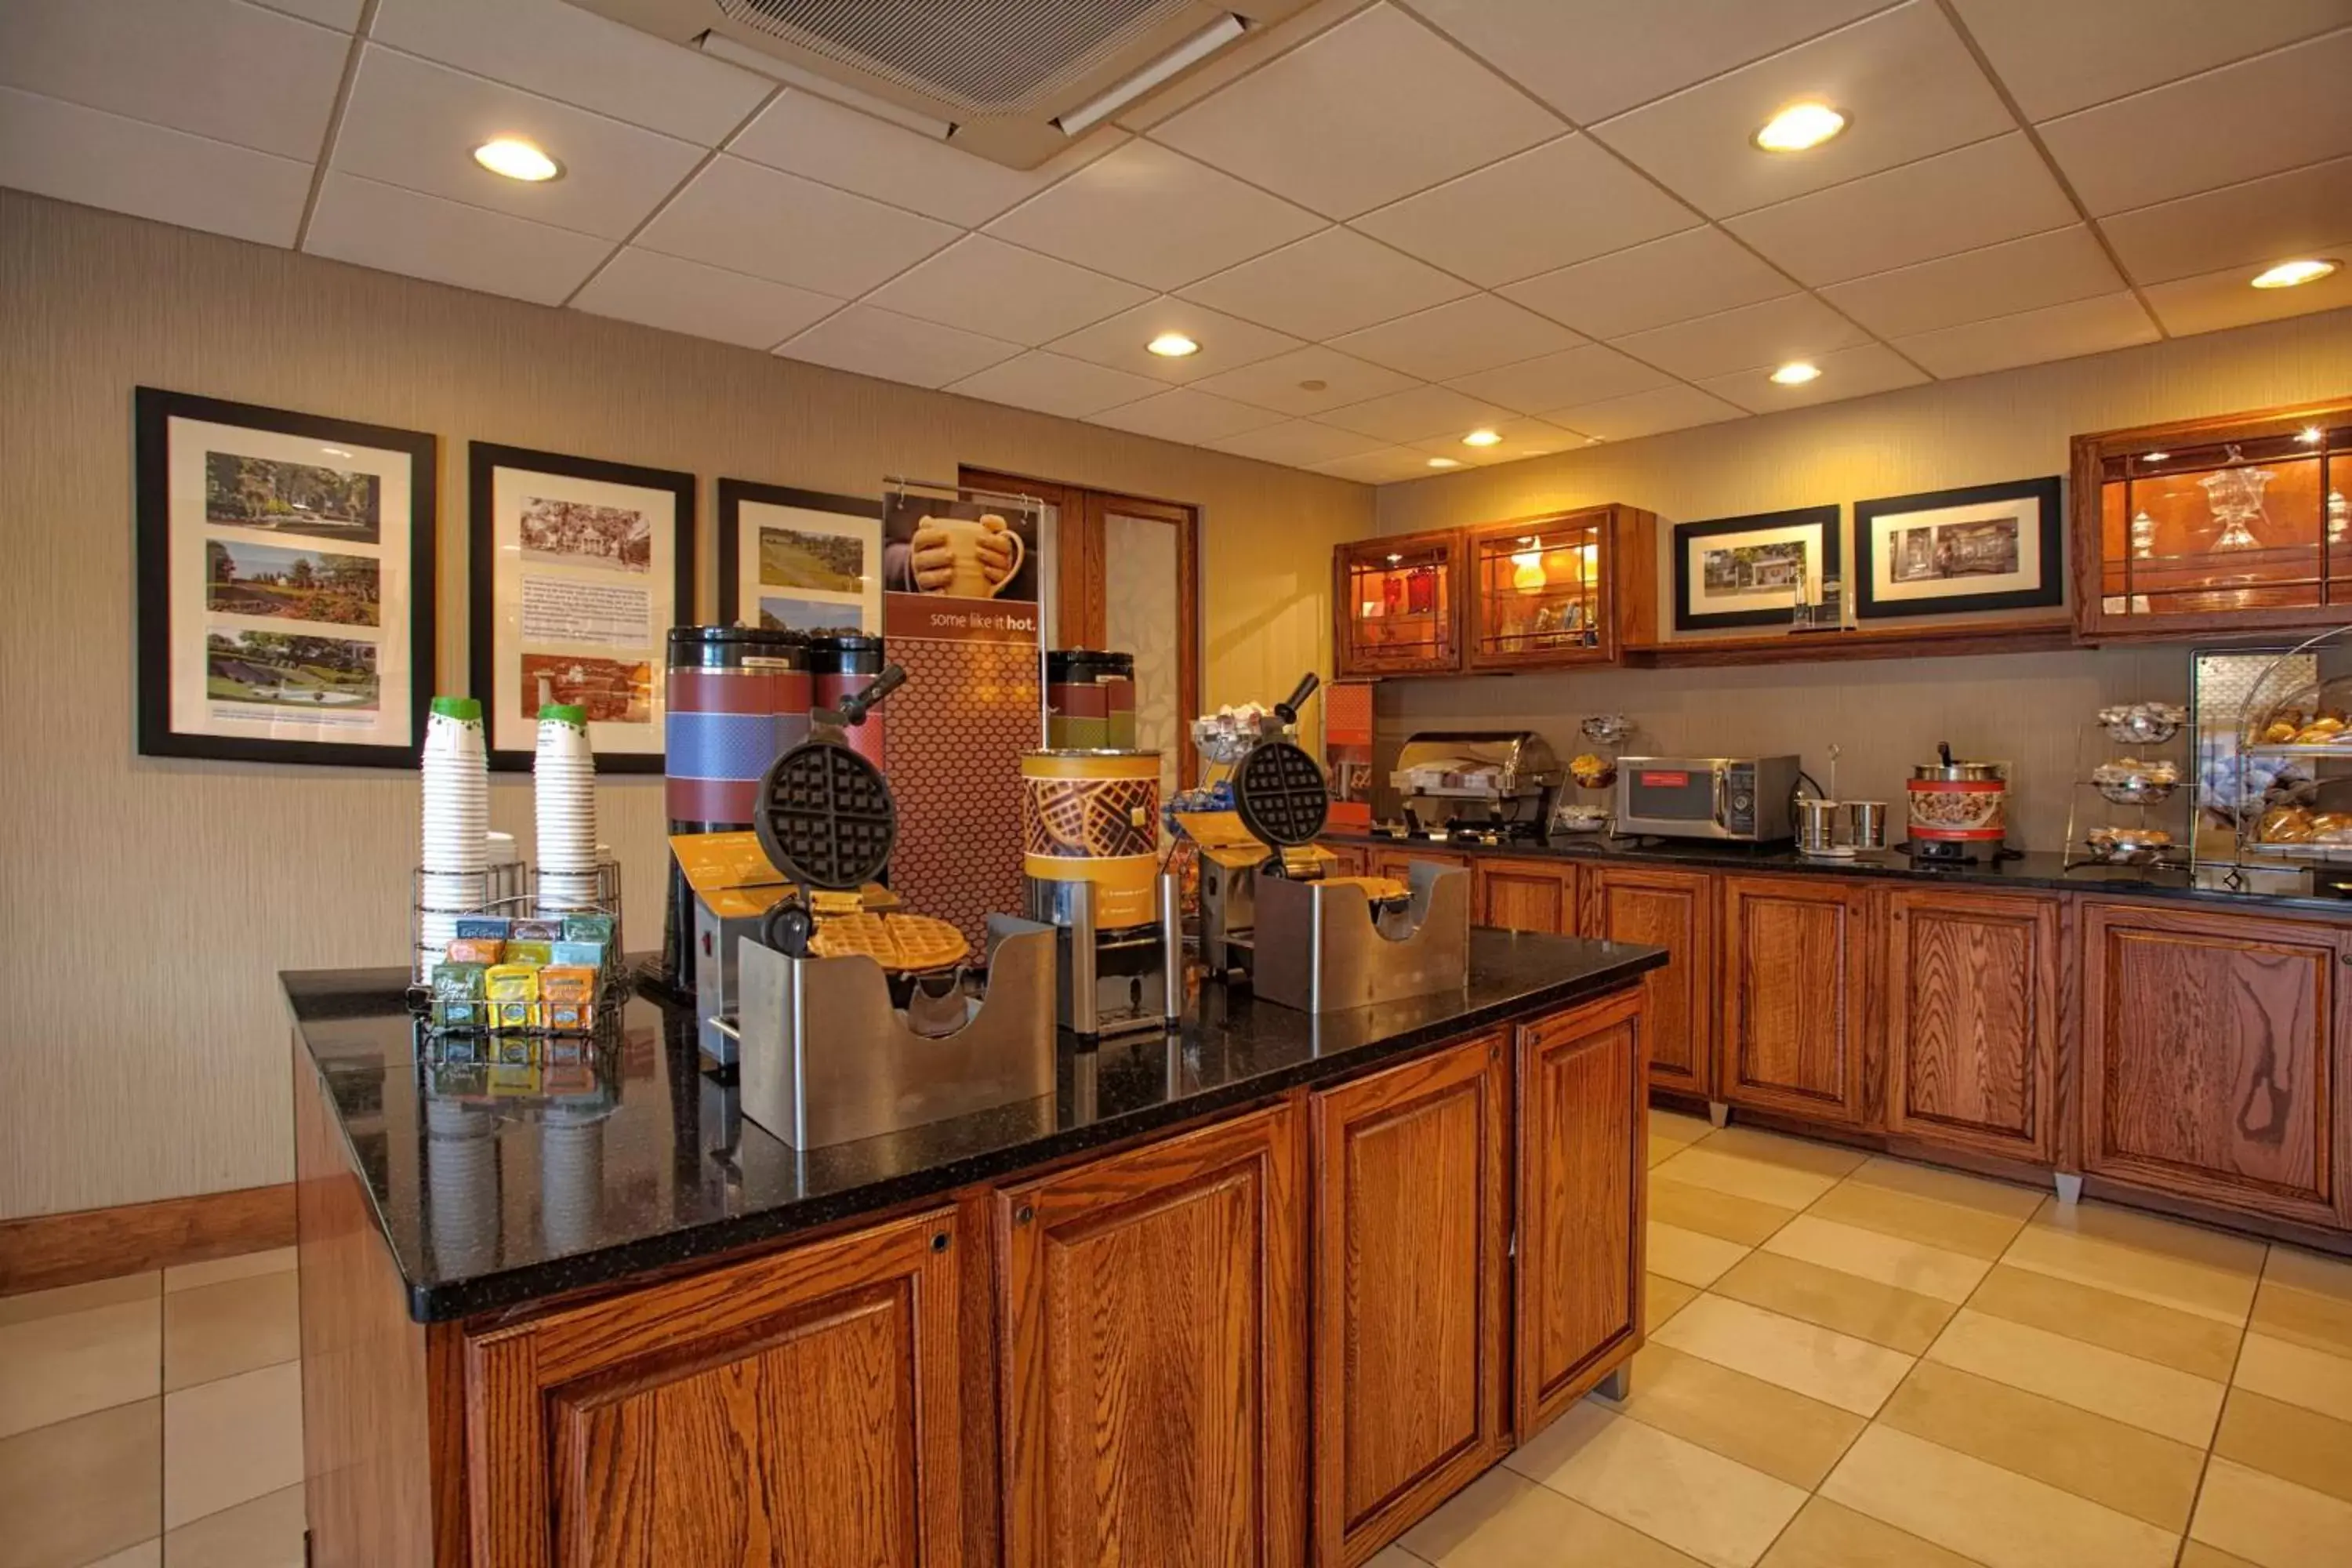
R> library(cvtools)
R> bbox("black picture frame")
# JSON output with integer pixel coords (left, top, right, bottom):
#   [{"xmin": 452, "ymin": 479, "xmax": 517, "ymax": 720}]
[
  {"xmin": 715, "ymin": 477, "xmax": 884, "ymax": 626},
  {"xmin": 468, "ymin": 442, "xmax": 696, "ymax": 773},
  {"xmin": 134, "ymin": 387, "xmax": 437, "ymax": 768},
  {"xmin": 1671, "ymin": 505, "xmax": 1842, "ymax": 631},
  {"xmin": 1853, "ymin": 476, "xmax": 2064, "ymax": 619}
]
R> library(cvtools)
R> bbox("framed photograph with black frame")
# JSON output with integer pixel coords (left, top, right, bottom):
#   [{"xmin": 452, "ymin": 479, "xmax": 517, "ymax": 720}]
[
  {"xmin": 1854, "ymin": 476, "xmax": 2063, "ymax": 619},
  {"xmin": 715, "ymin": 478, "xmax": 884, "ymax": 633},
  {"xmin": 134, "ymin": 387, "xmax": 437, "ymax": 768},
  {"xmin": 1671, "ymin": 505, "xmax": 1840, "ymax": 631},
  {"xmin": 469, "ymin": 442, "xmax": 695, "ymax": 773}
]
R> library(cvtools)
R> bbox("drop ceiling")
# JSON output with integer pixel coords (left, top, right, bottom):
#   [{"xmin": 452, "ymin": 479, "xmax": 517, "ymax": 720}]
[{"xmin": 2, "ymin": 0, "xmax": 2348, "ymax": 485}]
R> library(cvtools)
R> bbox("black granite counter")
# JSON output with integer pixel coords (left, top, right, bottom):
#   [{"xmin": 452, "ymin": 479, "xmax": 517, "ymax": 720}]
[{"xmin": 287, "ymin": 931, "xmax": 1664, "ymax": 1323}]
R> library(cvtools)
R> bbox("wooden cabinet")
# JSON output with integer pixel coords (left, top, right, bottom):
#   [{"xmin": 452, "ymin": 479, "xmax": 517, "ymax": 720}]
[
  {"xmin": 2080, "ymin": 902, "xmax": 2350, "ymax": 1228},
  {"xmin": 1308, "ymin": 1036, "xmax": 1509, "ymax": 1567},
  {"xmin": 1370, "ymin": 846, "xmax": 1469, "ymax": 886},
  {"xmin": 459, "ymin": 1207, "xmax": 968, "ymax": 1567},
  {"xmin": 1474, "ymin": 857, "xmax": 1578, "ymax": 934},
  {"xmin": 1319, "ymin": 840, "xmax": 1370, "ymax": 878},
  {"xmin": 1465, "ymin": 510, "xmax": 1632, "ymax": 670},
  {"xmin": 999, "ymin": 1103, "xmax": 1307, "ymax": 1568},
  {"xmin": 1334, "ymin": 529, "xmax": 1464, "ymax": 677},
  {"xmin": 1719, "ymin": 875, "xmax": 1875, "ymax": 1127},
  {"xmin": 1883, "ymin": 888, "xmax": 2060, "ymax": 1163},
  {"xmin": 1515, "ymin": 990, "xmax": 1646, "ymax": 1436},
  {"xmin": 1587, "ymin": 865, "xmax": 1716, "ymax": 1098}
]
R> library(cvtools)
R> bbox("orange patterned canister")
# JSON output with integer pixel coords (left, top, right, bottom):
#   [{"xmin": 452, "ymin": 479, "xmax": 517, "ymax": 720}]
[{"xmin": 1019, "ymin": 750, "xmax": 1162, "ymax": 930}]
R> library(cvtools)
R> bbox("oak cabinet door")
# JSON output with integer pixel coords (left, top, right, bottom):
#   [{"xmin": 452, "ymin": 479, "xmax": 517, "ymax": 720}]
[
  {"xmin": 1309, "ymin": 1037, "xmax": 1509, "ymax": 1566},
  {"xmin": 1370, "ymin": 848, "xmax": 1468, "ymax": 886},
  {"xmin": 2081, "ymin": 902, "xmax": 2348, "ymax": 1226},
  {"xmin": 1590, "ymin": 866, "xmax": 1716, "ymax": 1097},
  {"xmin": 462, "ymin": 1207, "xmax": 967, "ymax": 1568},
  {"xmin": 1515, "ymin": 990, "xmax": 1646, "ymax": 1436},
  {"xmin": 1474, "ymin": 858, "xmax": 1577, "ymax": 934},
  {"xmin": 1320, "ymin": 842, "xmax": 1370, "ymax": 878},
  {"xmin": 1719, "ymin": 875, "xmax": 1874, "ymax": 1127},
  {"xmin": 1000, "ymin": 1104, "xmax": 1307, "ymax": 1568},
  {"xmin": 1883, "ymin": 888, "xmax": 2059, "ymax": 1163}
]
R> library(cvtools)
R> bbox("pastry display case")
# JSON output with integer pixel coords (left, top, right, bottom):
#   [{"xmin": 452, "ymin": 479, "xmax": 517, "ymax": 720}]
[
  {"xmin": 1334, "ymin": 528, "xmax": 1464, "ymax": 677},
  {"xmin": 2227, "ymin": 628, "xmax": 2352, "ymax": 866},
  {"xmin": 1465, "ymin": 509, "xmax": 1618, "ymax": 670}
]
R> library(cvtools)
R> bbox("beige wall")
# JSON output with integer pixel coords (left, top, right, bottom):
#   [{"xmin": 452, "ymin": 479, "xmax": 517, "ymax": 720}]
[
  {"xmin": 0, "ymin": 190, "xmax": 1372, "ymax": 1220},
  {"xmin": 1374, "ymin": 308, "xmax": 2352, "ymax": 849}
]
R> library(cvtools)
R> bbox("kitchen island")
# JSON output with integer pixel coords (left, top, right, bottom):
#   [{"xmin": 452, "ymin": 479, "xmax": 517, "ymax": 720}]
[{"xmin": 289, "ymin": 928, "xmax": 1665, "ymax": 1567}]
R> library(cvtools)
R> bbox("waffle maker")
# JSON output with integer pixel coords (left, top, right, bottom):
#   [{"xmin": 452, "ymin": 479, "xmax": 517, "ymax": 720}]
[{"xmin": 753, "ymin": 665, "xmax": 903, "ymax": 958}]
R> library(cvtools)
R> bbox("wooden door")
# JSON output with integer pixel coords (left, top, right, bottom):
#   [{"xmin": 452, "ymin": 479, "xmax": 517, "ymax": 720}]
[
  {"xmin": 1000, "ymin": 1103, "xmax": 1307, "ymax": 1568},
  {"xmin": 1884, "ymin": 888, "xmax": 2059, "ymax": 1163},
  {"xmin": 1719, "ymin": 875, "xmax": 1874, "ymax": 1127},
  {"xmin": 2081, "ymin": 902, "xmax": 2349, "ymax": 1227},
  {"xmin": 461, "ymin": 1207, "xmax": 967, "ymax": 1567},
  {"xmin": 1370, "ymin": 848, "xmax": 1468, "ymax": 885},
  {"xmin": 1309, "ymin": 1037, "xmax": 1508, "ymax": 1566},
  {"xmin": 1515, "ymin": 989, "xmax": 1646, "ymax": 1436},
  {"xmin": 1588, "ymin": 866, "xmax": 1716, "ymax": 1098},
  {"xmin": 1474, "ymin": 858, "xmax": 1577, "ymax": 934}
]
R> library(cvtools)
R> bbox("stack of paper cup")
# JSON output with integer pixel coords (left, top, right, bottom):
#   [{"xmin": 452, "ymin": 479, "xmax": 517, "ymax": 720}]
[
  {"xmin": 535, "ymin": 704, "xmax": 601, "ymax": 913},
  {"xmin": 418, "ymin": 696, "xmax": 488, "ymax": 976}
]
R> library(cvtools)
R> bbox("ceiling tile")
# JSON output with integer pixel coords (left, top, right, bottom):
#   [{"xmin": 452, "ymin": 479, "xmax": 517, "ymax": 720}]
[
  {"xmin": 1502, "ymin": 227, "xmax": 1796, "ymax": 339},
  {"xmin": 1610, "ymin": 292, "xmax": 1872, "ymax": 379},
  {"xmin": 1349, "ymin": 134, "xmax": 1699, "ymax": 287},
  {"xmin": 776, "ymin": 305, "xmax": 1021, "ymax": 388},
  {"xmin": 1184, "ymin": 344, "xmax": 1418, "ymax": 416},
  {"xmin": 2038, "ymin": 30, "xmax": 2352, "ymax": 215},
  {"xmin": 1317, "ymin": 383, "xmax": 1519, "ymax": 445},
  {"xmin": 638, "ymin": 155, "xmax": 960, "ymax": 299},
  {"xmin": 1947, "ymin": 0, "xmax": 2352, "ymax": 121},
  {"xmin": 1726, "ymin": 134, "xmax": 2078, "ymax": 285},
  {"xmin": 1203, "ymin": 419, "xmax": 1388, "ymax": 467},
  {"xmin": 1541, "ymin": 383, "xmax": 1748, "ymax": 441},
  {"xmin": 1820, "ymin": 225, "xmax": 2124, "ymax": 338},
  {"xmin": 2140, "ymin": 258, "xmax": 2352, "ymax": 336},
  {"xmin": 1152, "ymin": 2, "xmax": 1561, "ymax": 219},
  {"xmin": 1330, "ymin": 296, "xmax": 1584, "ymax": 382},
  {"xmin": 1312, "ymin": 447, "xmax": 1446, "ymax": 484},
  {"xmin": 1406, "ymin": 417, "xmax": 1584, "ymax": 464},
  {"xmin": 1086, "ymin": 389, "xmax": 1287, "ymax": 445},
  {"xmin": 985, "ymin": 140, "xmax": 1323, "ymax": 291},
  {"xmin": 570, "ymin": 247, "xmax": 839, "ymax": 350},
  {"xmin": 1043, "ymin": 299, "xmax": 1304, "ymax": 386},
  {"xmin": 334, "ymin": 47, "xmax": 703, "ymax": 240},
  {"xmin": 370, "ymin": 0, "xmax": 770, "ymax": 145},
  {"xmin": 2100, "ymin": 154, "xmax": 2352, "ymax": 285},
  {"xmin": 1446, "ymin": 344, "xmax": 1672, "ymax": 413},
  {"xmin": 249, "ymin": 0, "xmax": 361, "ymax": 27},
  {"xmin": 1589, "ymin": 1, "xmax": 2014, "ymax": 219},
  {"xmin": 1408, "ymin": 0, "xmax": 1889, "ymax": 124},
  {"xmin": 0, "ymin": 0, "xmax": 347, "ymax": 160},
  {"xmin": 863, "ymin": 234, "xmax": 1153, "ymax": 346},
  {"xmin": 1178, "ymin": 227, "xmax": 1472, "ymax": 339},
  {"xmin": 1696, "ymin": 341, "xmax": 1928, "ymax": 412},
  {"xmin": 305, "ymin": 171, "xmax": 612, "ymax": 306},
  {"xmin": 942, "ymin": 350, "xmax": 1164, "ymax": 419},
  {"xmin": 1892, "ymin": 291, "xmax": 2159, "ymax": 378},
  {"xmin": 0, "ymin": 85, "xmax": 311, "ymax": 246}
]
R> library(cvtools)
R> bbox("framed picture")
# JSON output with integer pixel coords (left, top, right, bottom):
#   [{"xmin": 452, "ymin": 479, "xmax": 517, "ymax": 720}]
[
  {"xmin": 468, "ymin": 443, "xmax": 694, "ymax": 772},
  {"xmin": 716, "ymin": 479, "xmax": 884, "ymax": 633},
  {"xmin": 1671, "ymin": 505, "xmax": 1840, "ymax": 631},
  {"xmin": 135, "ymin": 387, "xmax": 436, "ymax": 768},
  {"xmin": 1854, "ymin": 477, "xmax": 2063, "ymax": 619}
]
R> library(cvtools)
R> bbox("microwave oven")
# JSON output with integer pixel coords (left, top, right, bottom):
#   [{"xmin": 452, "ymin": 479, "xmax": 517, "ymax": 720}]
[{"xmin": 1613, "ymin": 756, "xmax": 1802, "ymax": 842}]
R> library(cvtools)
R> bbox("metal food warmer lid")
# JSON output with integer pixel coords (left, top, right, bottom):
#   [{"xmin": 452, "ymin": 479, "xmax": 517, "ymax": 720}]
[{"xmin": 1389, "ymin": 731, "xmax": 1565, "ymax": 799}]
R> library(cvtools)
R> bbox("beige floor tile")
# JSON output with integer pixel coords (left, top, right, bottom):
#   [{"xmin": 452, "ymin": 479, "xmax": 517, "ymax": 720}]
[
  {"xmin": 1399, "ymin": 1464, "xmax": 1705, "ymax": 1566},
  {"xmin": 162, "ymin": 1362, "xmax": 302, "ymax": 1530},
  {"xmin": 86, "ymin": 1546, "xmax": 161, "ymax": 1568},
  {"xmin": 2249, "ymin": 1252, "xmax": 2352, "ymax": 1359},
  {"xmin": 1364, "ymin": 1548, "xmax": 1425, "ymax": 1568},
  {"xmin": 2214, "ymin": 1387, "xmax": 2352, "ymax": 1507},
  {"xmin": 1653, "ymin": 1294, "xmax": 1914, "ymax": 1416},
  {"xmin": 1652, "ymin": 1109, "xmax": 1715, "ymax": 1149},
  {"xmin": 1806, "ymin": 1178, "xmax": 2028, "ymax": 1261},
  {"xmin": 1709, "ymin": 1251, "xmax": 1957, "ymax": 1356},
  {"xmin": 1965, "ymin": 1262, "xmax": 2243, "ymax": 1381},
  {"xmin": 1508, "ymin": 1400, "xmax": 1806, "ymax": 1568},
  {"xmin": 1704, "ymin": 1126, "xmax": 1870, "ymax": 1179},
  {"xmin": 1592, "ymin": 1342, "xmax": 1865, "ymax": 1490},
  {"xmin": 2263, "ymin": 1243, "xmax": 2352, "ymax": 1302},
  {"xmin": 2176, "ymin": 1544, "xmax": 2267, "ymax": 1568},
  {"xmin": 2029, "ymin": 1196, "xmax": 2269, "ymax": 1275},
  {"xmin": 0, "ymin": 1272, "xmax": 159, "ymax": 1328},
  {"xmin": 0, "ymin": 1396, "xmax": 161, "ymax": 1568},
  {"xmin": 162, "ymin": 1273, "xmax": 299, "ymax": 1395},
  {"xmin": 2190, "ymin": 1456, "xmax": 2352, "ymax": 1568},
  {"xmin": 1925, "ymin": 1308, "xmax": 2225, "ymax": 1446},
  {"xmin": 1759, "ymin": 1497, "xmax": 1980, "ymax": 1568},
  {"xmin": 164, "ymin": 1482, "xmax": 304, "ymax": 1568},
  {"xmin": 2002, "ymin": 1216, "xmax": 2259, "ymax": 1326},
  {"xmin": 1761, "ymin": 1215, "xmax": 1991, "ymax": 1305},
  {"xmin": 1820, "ymin": 1425, "xmax": 2179, "ymax": 1568},
  {"xmin": 1650, "ymin": 1145, "xmax": 1848, "ymax": 1213},
  {"xmin": 1877, "ymin": 1360, "xmax": 2205, "ymax": 1532},
  {"xmin": 1844, "ymin": 1156, "xmax": 2045, "ymax": 1220},
  {"xmin": 1647, "ymin": 1273, "xmax": 1701, "ymax": 1335},
  {"xmin": 0, "ymin": 1296, "xmax": 160, "ymax": 1439},
  {"xmin": 1651, "ymin": 1178, "xmax": 1798, "ymax": 1247},
  {"xmin": 2232, "ymin": 1330, "xmax": 2352, "ymax": 1424},
  {"xmin": 1649, "ymin": 1221, "xmax": 1751, "ymax": 1287},
  {"xmin": 161, "ymin": 1249, "xmax": 296, "ymax": 1295}
]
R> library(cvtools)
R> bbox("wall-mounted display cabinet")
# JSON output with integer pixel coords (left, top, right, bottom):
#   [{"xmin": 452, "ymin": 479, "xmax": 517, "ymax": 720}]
[
  {"xmin": 1466, "ymin": 509, "xmax": 1623, "ymax": 670},
  {"xmin": 1333, "ymin": 528, "xmax": 1464, "ymax": 677}
]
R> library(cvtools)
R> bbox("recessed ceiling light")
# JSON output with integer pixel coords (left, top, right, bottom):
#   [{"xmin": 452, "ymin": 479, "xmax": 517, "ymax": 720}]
[
  {"xmin": 1754, "ymin": 102, "xmax": 1847, "ymax": 154},
  {"xmin": 1461, "ymin": 429, "xmax": 1501, "ymax": 448},
  {"xmin": 1146, "ymin": 332, "xmax": 1200, "ymax": 358},
  {"xmin": 2250, "ymin": 258, "xmax": 2338, "ymax": 289},
  {"xmin": 1427, "ymin": 457, "xmax": 1461, "ymax": 469},
  {"xmin": 473, "ymin": 137, "xmax": 561, "ymax": 182},
  {"xmin": 1769, "ymin": 361, "xmax": 1821, "ymax": 386},
  {"xmin": 1298, "ymin": 379, "xmax": 1328, "ymax": 393}
]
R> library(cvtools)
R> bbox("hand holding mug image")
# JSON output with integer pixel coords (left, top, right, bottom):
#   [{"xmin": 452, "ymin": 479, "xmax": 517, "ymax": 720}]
[{"xmin": 886, "ymin": 499, "xmax": 1035, "ymax": 601}]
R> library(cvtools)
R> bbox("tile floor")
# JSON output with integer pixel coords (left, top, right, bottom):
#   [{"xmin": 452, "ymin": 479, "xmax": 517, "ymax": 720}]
[{"xmin": 5, "ymin": 1113, "xmax": 2351, "ymax": 1568}]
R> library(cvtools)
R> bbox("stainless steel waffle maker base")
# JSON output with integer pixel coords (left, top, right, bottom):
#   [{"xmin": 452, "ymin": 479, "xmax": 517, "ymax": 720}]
[{"xmin": 1250, "ymin": 858, "xmax": 1471, "ymax": 1014}]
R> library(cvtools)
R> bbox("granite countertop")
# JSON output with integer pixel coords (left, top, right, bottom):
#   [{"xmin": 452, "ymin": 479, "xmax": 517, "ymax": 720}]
[{"xmin": 288, "ymin": 930, "xmax": 1664, "ymax": 1324}]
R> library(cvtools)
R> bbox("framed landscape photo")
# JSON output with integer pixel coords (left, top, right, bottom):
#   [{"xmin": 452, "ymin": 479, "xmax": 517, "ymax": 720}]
[
  {"xmin": 135, "ymin": 387, "xmax": 437, "ymax": 768},
  {"xmin": 715, "ymin": 478, "xmax": 884, "ymax": 634},
  {"xmin": 1671, "ymin": 505, "xmax": 1840, "ymax": 631},
  {"xmin": 469, "ymin": 443, "xmax": 695, "ymax": 772},
  {"xmin": 1854, "ymin": 476, "xmax": 2063, "ymax": 619}
]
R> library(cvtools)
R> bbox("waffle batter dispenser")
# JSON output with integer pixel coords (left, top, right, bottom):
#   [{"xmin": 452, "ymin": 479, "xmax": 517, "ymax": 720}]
[{"xmin": 1019, "ymin": 746, "xmax": 1183, "ymax": 1039}]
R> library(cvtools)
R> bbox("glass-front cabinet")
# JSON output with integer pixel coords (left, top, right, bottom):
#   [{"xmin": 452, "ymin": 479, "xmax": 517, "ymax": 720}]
[
  {"xmin": 1334, "ymin": 528, "xmax": 1464, "ymax": 677},
  {"xmin": 1465, "ymin": 509, "xmax": 1619, "ymax": 670}
]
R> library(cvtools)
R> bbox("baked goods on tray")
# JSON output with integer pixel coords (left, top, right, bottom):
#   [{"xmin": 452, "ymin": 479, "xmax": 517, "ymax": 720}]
[{"xmin": 808, "ymin": 912, "xmax": 971, "ymax": 972}]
